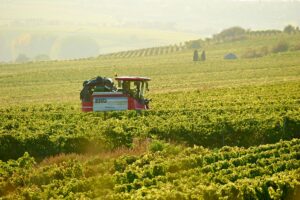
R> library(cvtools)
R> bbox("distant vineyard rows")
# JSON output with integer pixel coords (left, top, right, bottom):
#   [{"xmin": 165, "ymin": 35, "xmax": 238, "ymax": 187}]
[
  {"xmin": 102, "ymin": 32, "xmax": 297, "ymax": 59},
  {"xmin": 98, "ymin": 44, "xmax": 187, "ymax": 58}
]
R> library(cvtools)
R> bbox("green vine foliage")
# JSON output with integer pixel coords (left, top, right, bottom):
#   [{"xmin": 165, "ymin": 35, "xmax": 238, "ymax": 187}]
[
  {"xmin": 0, "ymin": 82, "xmax": 299, "ymax": 161},
  {"xmin": 0, "ymin": 139, "xmax": 299, "ymax": 199}
]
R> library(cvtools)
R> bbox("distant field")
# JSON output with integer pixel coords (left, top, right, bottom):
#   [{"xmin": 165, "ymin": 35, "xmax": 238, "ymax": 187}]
[
  {"xmin": 0, "ymin": 26, "xmax": 199, "ymax": 61},
  {"xmin": 0, "ymin": 33, "xmax": 300, "ymax": 105}
]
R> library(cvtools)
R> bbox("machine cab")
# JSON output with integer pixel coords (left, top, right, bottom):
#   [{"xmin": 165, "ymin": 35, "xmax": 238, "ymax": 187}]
[
  {"xmin": 80, "ymin": 76, "xmax": 151, "ymax": 112},
  {"xmin": 116, "ymin": 76, "xmax": 150, "ymax": 100}
]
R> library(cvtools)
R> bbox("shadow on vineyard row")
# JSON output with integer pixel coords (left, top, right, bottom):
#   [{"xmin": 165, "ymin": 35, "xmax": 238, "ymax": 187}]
[{"xmin": 0, "ymin": 108, "xmax": 299, "ymax": 161}]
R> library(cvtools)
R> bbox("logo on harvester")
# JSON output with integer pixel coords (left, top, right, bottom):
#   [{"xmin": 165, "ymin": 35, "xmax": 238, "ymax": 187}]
[{"xmin": 95, "ymin": 98, "xmax": 107, "ymax": 103}]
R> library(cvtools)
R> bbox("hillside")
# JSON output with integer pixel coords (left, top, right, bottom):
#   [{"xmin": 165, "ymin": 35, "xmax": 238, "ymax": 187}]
[
  {"xmin": 0, "ymin": 32, "xmax": 300, "ymax": 199},
  {"xmin": 1, "ymin": 0, "xmax": 300, "ymax": 62},
  {"xmin": 0, "ymin": 33, "xmax": 300, "ymax": 105}
]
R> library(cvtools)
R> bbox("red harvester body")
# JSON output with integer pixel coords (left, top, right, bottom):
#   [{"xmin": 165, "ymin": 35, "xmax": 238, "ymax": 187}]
[{"xmin": 80, "ymin": 76, "xmax": 150, "ymax": 112}]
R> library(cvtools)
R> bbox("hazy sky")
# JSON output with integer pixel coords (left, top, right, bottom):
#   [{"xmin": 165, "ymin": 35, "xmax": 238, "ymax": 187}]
[
  {"xmin": 1, "ymin": 0, "xmax": 300, "ymax": 34},
  {"xmin": 1, "ymin": 0, "xmax": 300, "ymax": 61}
]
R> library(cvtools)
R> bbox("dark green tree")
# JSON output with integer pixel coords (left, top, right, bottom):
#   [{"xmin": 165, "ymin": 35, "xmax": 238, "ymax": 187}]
[
  {"xmin": 213, "ymin": 26, "xmax": 246, "ymax": 41},
  {"xmin": 34, "ymin": 54, "xmax": 50, "ymax": 61},
  {"xmin": 15, "ymin": 54, "xmax": 29, "ymax": 63},
  {"xmin": 201, "ymin": 50, "xmax": 206, "ymax": 61},
  {"xmin": 186, "ymin": 40, "xmax": 202, "ymax": 49},
  {"xmin": 284, "ymin": 25, "xmax": 296, "ymax": 34},
  {"xmin": 193, "ymin": 50, "xmax": 199, "ymax": 61},
  {"xmin": 272, "ymin": 41, "xmax": 289, "ymax": 53}
]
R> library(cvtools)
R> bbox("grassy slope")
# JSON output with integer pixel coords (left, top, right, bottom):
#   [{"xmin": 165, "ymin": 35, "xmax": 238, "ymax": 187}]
[{"xmin": 0, "ymin": 34, "xmax": 300, "ymax": 105}]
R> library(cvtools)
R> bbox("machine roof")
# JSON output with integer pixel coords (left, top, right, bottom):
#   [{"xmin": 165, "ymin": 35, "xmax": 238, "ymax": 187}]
[{"xmin": 115, "ymin": 76, "xmax": 151, "ymax": 81}]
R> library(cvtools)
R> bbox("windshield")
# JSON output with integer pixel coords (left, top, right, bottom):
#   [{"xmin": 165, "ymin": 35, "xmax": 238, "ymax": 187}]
[{"xmin": 118, "ymin": 80, "xmax": 148, "ymax": 99}]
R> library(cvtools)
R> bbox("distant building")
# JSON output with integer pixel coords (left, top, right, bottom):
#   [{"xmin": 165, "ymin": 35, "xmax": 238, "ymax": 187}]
[{"xmin": 224, "ymin": 53, "xmax": 237, "ymax": 60}]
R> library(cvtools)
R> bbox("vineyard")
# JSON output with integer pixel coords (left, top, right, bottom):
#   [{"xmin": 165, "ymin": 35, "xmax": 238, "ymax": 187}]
[
  {"xmin": 100, "ymin": 44, "xmax": 186, "ymax": 59},
  {"xmin": 0, "ymin": 32, "xmax": 300, "ymax": 199},
  {"xmin": 0, "ymin": 81, "xmax": 299, "ymax": 161},
  {"xmin": 112, "ymin": 139, "xmax": 300, "ymax": 199},
  {"xmin": 0, "ymin": 139, "xmax": 299, "ymax": 199}
]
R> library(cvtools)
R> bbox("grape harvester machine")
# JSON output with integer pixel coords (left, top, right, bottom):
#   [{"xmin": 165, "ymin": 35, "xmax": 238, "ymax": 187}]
[{"xmin": 80, "ymin": 76, "xmax": 151, "ymax": 112}]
